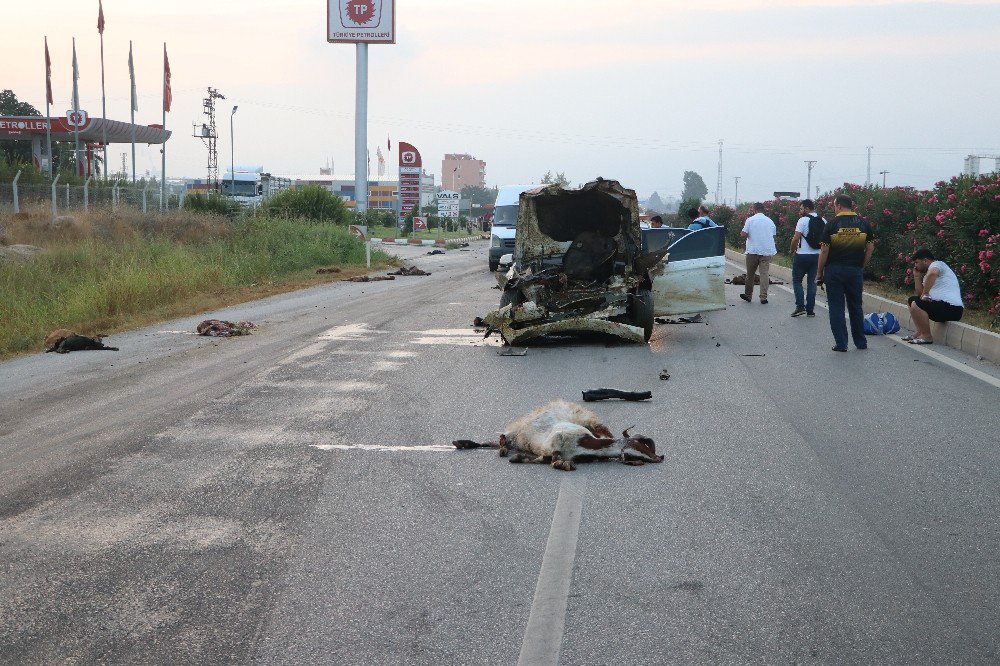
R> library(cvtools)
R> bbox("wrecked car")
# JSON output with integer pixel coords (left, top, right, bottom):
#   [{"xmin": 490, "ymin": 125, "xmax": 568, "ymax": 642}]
[{"xmin": 484, "ymin": 178, "xmax": 726, "ymax": 345}]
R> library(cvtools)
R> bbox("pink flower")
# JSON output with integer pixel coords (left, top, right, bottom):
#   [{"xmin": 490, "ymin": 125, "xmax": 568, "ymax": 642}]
[
  {"xmin": 883, "ymin": 209, "xmax": 893, "ymax": 216},
  {"xmin": 960, "ymin": 265, "xmax": 967, "ymax": 272},
  {"xmin": 948, "ymin": 194, "xmax": 956, "ymax": 201},
  {"xmin": 981, "ymin": 229, "xmax": 990, "ymax": 237},
  {"xmin": 937, "ymin": 230, "xmax": 946, "ymax": 236}
]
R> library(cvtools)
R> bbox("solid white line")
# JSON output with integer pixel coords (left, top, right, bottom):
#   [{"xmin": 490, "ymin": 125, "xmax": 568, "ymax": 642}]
[
  {"xmin": 518, "ymin": 477, "xmax": 586, "ymax": 666},
  {"xmin": 726, "ymin": 259, "xmax": 1000, "ymax": 390}
]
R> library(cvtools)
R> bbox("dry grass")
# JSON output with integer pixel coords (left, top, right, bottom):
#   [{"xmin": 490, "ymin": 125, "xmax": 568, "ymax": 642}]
[{"xmin": 0, "ymin": 207, "xmax": 395, "ymax": 359}]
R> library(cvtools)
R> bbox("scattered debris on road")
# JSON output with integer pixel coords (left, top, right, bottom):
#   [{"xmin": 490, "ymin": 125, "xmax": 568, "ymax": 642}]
[
  {"xmin": 727, "ymin": 274, "xmax": 784, "ymax": 285},
  {"xmin": 453, "ymin": 399, "xmax": 662, "ymax": 471},
  {"xmin": 472, "ymin": 316, "xmax": 486, "ymax": 327},
  {"xmin": 47, "ymin": 334, "xmax": 118, "ymax": 353},
  {"xmin": 349, "ymin": 275, "xmax": 395, "ymax": 282},
  {"xmin": 659, "ymin": 369, "xmax": 671, "ymax": 380},
  {"xmin": 426, "ymin": 249, "xmax": 446, "ymax": 255},
  {"xmin": 582, "ymin": 389, "xmax": 652, "ymax": 402},
  {"xmin": 315, "ymin": 267, "xmax": 342, "ymax": 274},
  {"xmin": 196, "ymin": 319, "xmax": 256, "ymax": 337},
  {"xmin": 741, "ymin": 353, "xmax": 766, "ymax": 357},
  {"xmin": 388, "ymin": 266, "xmax": 431, "ymax": 276},
  {"xmin": 497, "ymin": 347, "xmax": 527, "ymax": 356},
  {"xmin": 655, "ymin": 314, "xmax": 704, "ymax": 325}
]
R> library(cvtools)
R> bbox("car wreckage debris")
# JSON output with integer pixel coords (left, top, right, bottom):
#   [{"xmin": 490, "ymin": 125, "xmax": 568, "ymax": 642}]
[
  {"xmin": 659, "ymin": 370, "xmax": 671, "ymax": 381},
  {"xmin": 581, "ymin": 389, "xmax": 652, "ymax": 402},
  {"xmin": 349, "ymin": 275, "xmax": 395, "ymax": 282},
  {"xmin": 452, "ymin": 399, "xmax": 662, "ymax": 471},
  {"xmin": 196, "ymin": 319, "xmax": 256, "ymax": 337},
  {"xmin": 728, "ymin": 273, "xmax": 784, "ymax": 285},
  {"xmin": 497, "ymin": 347, "xmax": 527, "ymax": 356},
  {"xmin": 46, "ymin": 333, "xmax": 118, "ymax": 353},
  {"xmin": 655, "ymin": 314, "xmax": 704, "ymax": 325},
  {"xmin": 388, "ymin": 266, "xmax": 431, "ymax": 276}
]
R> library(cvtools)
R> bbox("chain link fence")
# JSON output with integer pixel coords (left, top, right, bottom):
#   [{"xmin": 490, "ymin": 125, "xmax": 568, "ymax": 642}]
[{"xmin": 0, "ymin": 180, "xmax": 187, "ymax": 216}]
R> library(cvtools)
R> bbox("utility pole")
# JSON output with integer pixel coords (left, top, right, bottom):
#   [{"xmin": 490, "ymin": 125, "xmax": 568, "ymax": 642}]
[
  {"xmin": 866, "ymin": 146, "xmax": 873, "ymax": 186},
  {"xmin": 880, "ymin": 170, "xmax": 889, "ymax": 188},
  {"xmin": 193, "ymin": 87, "xmax": 225, "ymax": 190},
  {"xmin": 804, "ymin": 161, "xmax": 817, "ymax": 201},
  {"xmin": 733, "ymin": 176, "xmax": 740, "ymax": 208},
  {"xmin": 715, "ymin": 139, "xmax": 724, "ymax": 204}
]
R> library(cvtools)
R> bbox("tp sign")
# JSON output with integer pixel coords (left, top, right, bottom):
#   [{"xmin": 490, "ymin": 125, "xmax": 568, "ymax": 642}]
[
  {"xmin": 328, "ymin": 0, "xmax": 396, "ymax": 43},
  {"xmin": 66, "ymin": 110, "xmax": 89, "ymax": 127}
]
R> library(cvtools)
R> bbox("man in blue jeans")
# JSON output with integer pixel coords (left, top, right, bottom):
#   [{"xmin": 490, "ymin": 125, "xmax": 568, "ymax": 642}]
[
  {"xmin": 788, "ymin": 199, "xmax": 824, "ymax": 317},
  {"xmin": 815, "ymin": 194, "xmax": 875, "ymax": 352}
]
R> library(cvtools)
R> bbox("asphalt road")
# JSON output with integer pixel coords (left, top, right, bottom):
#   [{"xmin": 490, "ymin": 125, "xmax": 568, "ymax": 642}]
[{"xmin": 1, "ymin": 242, "xmax": 998, "ymax": 665}]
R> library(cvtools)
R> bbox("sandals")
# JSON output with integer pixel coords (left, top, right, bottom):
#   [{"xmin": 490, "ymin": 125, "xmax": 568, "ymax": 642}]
[
  {"xmin": 908, "ymin": 337, "xmax": 933, "ymax": 345},
  {"xmin": 901, "ymin": 334, "xmax": 915, "ymax": 342}
]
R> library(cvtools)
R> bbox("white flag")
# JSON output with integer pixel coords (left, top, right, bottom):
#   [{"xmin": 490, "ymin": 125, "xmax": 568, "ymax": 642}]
[
  {"xmin": 71, "ymin": 38, "xmax": 80, "ymax": 112},
  {"xmin": 128, "ymin": 41, "xmax": 138, "ymax": 112}
]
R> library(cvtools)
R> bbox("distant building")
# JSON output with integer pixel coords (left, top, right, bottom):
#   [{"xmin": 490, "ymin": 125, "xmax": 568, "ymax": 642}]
[
  {"xmin": 282, "ymin": 174, "xmax": 398, "ymax": 210},
  {"xmin": 441, "ymin": 153, "xmax": 486, "ymax": 191}
]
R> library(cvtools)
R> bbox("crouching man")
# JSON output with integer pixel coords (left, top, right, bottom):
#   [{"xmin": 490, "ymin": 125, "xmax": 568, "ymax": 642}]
[{"xmin": 905, "ymin": 248, "xmax": 964, "ymax": 345}]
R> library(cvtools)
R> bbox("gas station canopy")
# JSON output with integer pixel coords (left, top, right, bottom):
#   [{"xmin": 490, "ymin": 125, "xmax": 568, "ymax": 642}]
[{"xmin": 0, "ymin": 115, "xmax": 171, "ymax": 144}]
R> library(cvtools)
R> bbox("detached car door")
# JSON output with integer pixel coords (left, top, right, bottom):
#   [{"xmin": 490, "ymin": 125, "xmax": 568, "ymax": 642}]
[{"xmin": 647, "ymin": 226, "xmax": 727, "ymax": 316}]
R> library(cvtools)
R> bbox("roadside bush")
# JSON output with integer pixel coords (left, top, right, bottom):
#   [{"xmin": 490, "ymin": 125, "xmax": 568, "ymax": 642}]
[
  {"xmin": 262, "ymin": 185, "xmax": 349, "ymax": 224},
  {"xmin": 183, "ymin": 192, "xmax": 242, "ymax": 217}
]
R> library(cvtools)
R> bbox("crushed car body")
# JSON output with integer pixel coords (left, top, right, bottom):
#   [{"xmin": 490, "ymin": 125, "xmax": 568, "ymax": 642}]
[{"xmin": 484, "ymin": 178, "xmax": 727, "ymax": 345}]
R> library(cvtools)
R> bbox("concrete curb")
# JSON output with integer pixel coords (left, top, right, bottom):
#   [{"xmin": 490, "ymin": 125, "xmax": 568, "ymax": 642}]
[
  {"xmin": 725, "ymin": 248, "xmax": 1000, "ymax": 364},
  {"xmin": 375, "ymin": 236, "xmax": 484, "ymax": 247}
]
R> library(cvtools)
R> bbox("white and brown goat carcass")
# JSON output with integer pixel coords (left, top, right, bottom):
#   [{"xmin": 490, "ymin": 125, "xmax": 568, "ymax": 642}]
[{"xmin": 453, "ymin": 399, "xmax": 663, "ymax": 471}]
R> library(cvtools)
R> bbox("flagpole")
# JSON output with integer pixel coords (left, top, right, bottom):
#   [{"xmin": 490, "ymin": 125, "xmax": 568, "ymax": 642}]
[
  {"xmin": 161, "ymin": 42, "xmax": 166, "ymax": 210},
  {"xmin": 99, "ymin": 4, "xmax": 107, "ymax": 181},
  {"xmin": 129, "ymin": 40, "xmax": 136, "ymax": 184},
  {"xmin": 44, "ymin": 36, "xmax": 53, "ymax": 179},
  {"xmin": 72, "ymin": 37, "xmax": 81, "ymax": 179}
]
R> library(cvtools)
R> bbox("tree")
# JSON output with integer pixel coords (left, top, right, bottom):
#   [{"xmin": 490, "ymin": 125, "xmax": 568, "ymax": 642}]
[
  {"xmin": 541, "ymin": 171, "xmax": 571, "ymax": 187},
  {"xmin": 680, "ymin": 171, "xmax": 708, "ymax": 202},
  {"xmin": 460, "ymin": 184, "xmax": 499, "ymax": 206},
  {"xmin": 646, "ymin": 191, "xmax": 666, "ymax": 212},
  {"xmin": 0, "ymin": 90, "xmax": 41, "ymax": 165}
]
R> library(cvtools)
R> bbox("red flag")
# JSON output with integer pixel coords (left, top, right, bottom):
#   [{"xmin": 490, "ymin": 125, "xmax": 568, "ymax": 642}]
[
  {"xmin": 97, "ymin": 0, "xmax": 105, "ymax": 34},
  {"xmin": 163, "ymin": 47, "xmax": 172, "ymax": 112},
  {"xmin": 44, "ymin": 38, "xmax": 53, "ymax": 105}
]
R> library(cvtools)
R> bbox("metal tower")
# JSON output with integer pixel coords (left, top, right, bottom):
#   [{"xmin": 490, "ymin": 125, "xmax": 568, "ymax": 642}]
[
  {"xmin": 715, "ymin": 140, "xmax": 723, "ymax": 204},
  {"xmin": 192, "ymin": 87, "xmax": 225, "ymax": 190}
]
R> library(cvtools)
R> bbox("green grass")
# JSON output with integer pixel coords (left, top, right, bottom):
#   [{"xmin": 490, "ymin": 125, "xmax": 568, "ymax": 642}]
[
  {"xmin": 368, "ymin": 225, "xmax": 478, "ymax": 240},
  {"xmin": 0, "ymin": 216, "xmax": 393, "ymax": 357}
]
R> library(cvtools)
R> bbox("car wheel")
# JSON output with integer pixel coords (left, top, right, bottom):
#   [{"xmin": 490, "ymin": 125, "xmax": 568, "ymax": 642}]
[
  {"xmin": 500, "ymin": 289, "xmax": 523, "ymax": 308},
  {"xmin": 628, "ymin": 288, "xmax": 654, "ymax": 342},
  {"xmin": 489, "ymin": 260, "xmax": 499, "ymax": 272}
]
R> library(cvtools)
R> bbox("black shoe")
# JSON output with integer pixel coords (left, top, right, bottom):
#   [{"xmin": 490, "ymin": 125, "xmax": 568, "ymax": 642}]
[
  {"xmin": 832, "ymin": 346, "xmax": 847, "ymax": 352},
  {"xmin": 760, "ymin": 298, "xmax": 768, "ymax": 304},
  {"xmin": 806, "ymin": 312, "xmax": 816, "ymax": 317},
  {"xmin": 739, "ymin": 294, "xmax": 751, "ymax": 302},
  {"xmin": 856, "ymin": 345, "xmax": 868, "ymax": 350},
  {"xmin": 791, "ymin": 308, "xmax": 806, "ymax": 317}
]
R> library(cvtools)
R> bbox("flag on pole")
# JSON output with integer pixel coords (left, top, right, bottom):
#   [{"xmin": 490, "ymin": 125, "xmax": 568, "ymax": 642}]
[
  {"xmin": 44, "ymin": 38, "xmax": 53, "ymax": 105},
  {"xmin": 387, "ymin": 136, "xmax": 391, "ymax": 152},
  {"xmin": 97, "ymin": 0, "xmax": 105, "ymax": 34},
  {"xmin": 71, "ymin": 39, "xmax": 80, "ymax": 111},
  {"xmin": 376, "ymin": 146, "xmax": 385, "ymax": 178},
  {"xmin": 128, "ymin": 42, "xmax": 138, "ymax": 111},
  {"xmin": 163, "ymin": 46, "xmax": 172, "ymax": 112}
]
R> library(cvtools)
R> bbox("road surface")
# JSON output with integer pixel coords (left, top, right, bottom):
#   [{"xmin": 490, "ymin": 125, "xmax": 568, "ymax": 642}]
[{"xmin": 1, "ymin": 242, "xmax": 997, "ymax": 665}]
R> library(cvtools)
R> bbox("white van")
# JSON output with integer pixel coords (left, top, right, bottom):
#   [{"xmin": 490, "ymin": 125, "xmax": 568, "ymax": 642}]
[{"xmin": 489, "ymin": 185, "xmax": 536, "ymax": 271}]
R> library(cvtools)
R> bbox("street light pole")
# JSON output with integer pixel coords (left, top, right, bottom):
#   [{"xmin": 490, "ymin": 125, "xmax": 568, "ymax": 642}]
[
  {"xmin": 733, "ymin": 176, "xmax": 740, "ymax": 208},
  {"xmin": 230, "ymin": 105, "xmax": 238, "ymax": 197},
  {"xmin": 880, "ymin": 170, "xmax": 889, "ymax": 188},
  {"xmin": 805, "ymin": 161, "xmax": 817, "ymax": 201}
]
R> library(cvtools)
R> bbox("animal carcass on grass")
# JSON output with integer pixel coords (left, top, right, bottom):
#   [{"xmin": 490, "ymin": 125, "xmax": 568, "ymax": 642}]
[{"xmin": 453, "ymin": 399, "xmax": 663, "ymax": 471}]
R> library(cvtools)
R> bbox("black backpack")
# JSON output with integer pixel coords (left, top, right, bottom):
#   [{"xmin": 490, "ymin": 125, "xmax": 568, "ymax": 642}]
[{"xmin": 802, "ymin": 213, "xmax": 825, "ymax": 249}]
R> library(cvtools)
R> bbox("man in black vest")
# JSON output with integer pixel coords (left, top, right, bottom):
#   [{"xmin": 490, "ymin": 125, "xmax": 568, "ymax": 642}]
[{"xmin": 815, "ymin": 194, "xmax": 875, "ymax": 352}]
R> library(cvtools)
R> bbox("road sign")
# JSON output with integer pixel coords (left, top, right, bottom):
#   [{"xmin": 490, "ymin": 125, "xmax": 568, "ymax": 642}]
[
  {"xmin": 413, "ymin": 217, "xmax": 427, "ymax": 230},
  {"xmin": 328, "ymin": 0, "xmax": 396, "ymax": 44},
  {"xmin": 437, "ymin": 190, "xmax": 461, "ymax": 219},
  {"xmin": 350, "ymin": 224, "xmax": 368, "ymax": 240}
]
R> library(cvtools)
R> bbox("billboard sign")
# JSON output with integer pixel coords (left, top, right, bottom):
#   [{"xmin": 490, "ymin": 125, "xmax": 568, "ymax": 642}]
[
  {"xmin": 328, "ymin": 0, "xmax": 396, "ymax": 44},
  {"xmin": 437, "ymin": 190, "xmax": 461, "ymax": 218},
  {"xmin": 397, "ymin": 141, "xmax": 422, "ymax": 226}
]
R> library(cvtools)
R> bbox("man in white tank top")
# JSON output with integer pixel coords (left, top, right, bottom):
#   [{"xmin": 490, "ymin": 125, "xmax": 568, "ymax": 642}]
[{"xmin": 905, "ymin": 248, "xmax": 964, "ymax": 345}]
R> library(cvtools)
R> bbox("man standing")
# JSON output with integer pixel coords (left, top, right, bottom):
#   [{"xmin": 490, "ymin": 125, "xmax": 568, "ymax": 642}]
[
  {"xmin": 904, "ymin": 248, "xmax": 964, "ymax": 345},
  {"xmin": 739, "ymin": 203, "xmax": 777, "ymax": 304},
  {"xmin": 815, "ymin": 194, "xmax": 875, "ymax": 352},
  {"xmin": 789, "ymin": 199, "xmax": 824, "ymax": 317}
]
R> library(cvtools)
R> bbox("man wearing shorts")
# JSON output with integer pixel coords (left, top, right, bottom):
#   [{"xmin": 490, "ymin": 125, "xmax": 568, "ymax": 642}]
[{"xmin": 905, "ymin": 248, "xmax": 964, "ymax": 345}]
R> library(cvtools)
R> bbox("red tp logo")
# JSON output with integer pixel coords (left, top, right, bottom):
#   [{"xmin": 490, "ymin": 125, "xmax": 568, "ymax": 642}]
[{"xmin": 345, "ymin": 0, "xmax": 376, "ymax": 25}]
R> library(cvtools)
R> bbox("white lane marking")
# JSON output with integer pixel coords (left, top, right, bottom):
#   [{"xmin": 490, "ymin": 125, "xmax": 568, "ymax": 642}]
[
  {"xmin": 373, "ymin": 360, "xmax": 405, "ymax": 372},
  {"xmin": 158, "ymin": 330, "xmax": 199, "ymax": 335},
  {"xmin": 387, "ymin": 350, "xmax": 418, "ymax": 359},
  {"xmin": 726, "ymin": 260, "xmax": 1000, "ymax": 390},
  {"xmin": 318, "ymin": 323, "xmax": 371, "ymax": 341},
  {"xmin": 518, "ymin": 477, "xmax": 586, "ymax": 666},
  {"xmin": 410, "ymin": 328, "xmax": 503, "ymax": 347},
  {"xmin": 310, "ymin": 443, "xmax": 455, "ymax": 452}
]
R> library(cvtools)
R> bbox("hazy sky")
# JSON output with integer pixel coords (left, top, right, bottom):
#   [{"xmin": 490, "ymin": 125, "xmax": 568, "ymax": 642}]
[{"xmin": 4, "ymin": 0, "xmax": 1000, "ymax": 202}]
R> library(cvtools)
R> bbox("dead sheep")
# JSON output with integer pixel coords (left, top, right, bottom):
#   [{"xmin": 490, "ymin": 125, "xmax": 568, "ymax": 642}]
[{"xmin": 453, "ymin": 399, "xmax": 663, "ymax": 471}]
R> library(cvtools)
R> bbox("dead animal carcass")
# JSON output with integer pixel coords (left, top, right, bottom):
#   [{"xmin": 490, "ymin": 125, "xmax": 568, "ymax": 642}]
[
  {"xmin": 453, "ymin": 399, "xmax": 663, "ymax": 471},
  {"xmin": 482, "ymin": 178, "xmax": 726, "ymax": 345}
]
